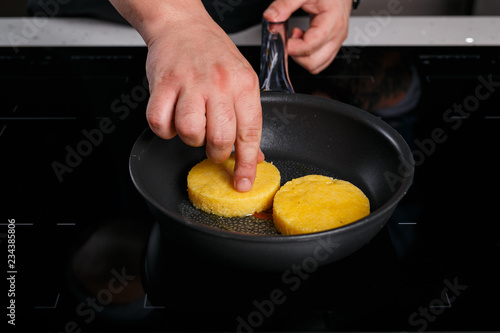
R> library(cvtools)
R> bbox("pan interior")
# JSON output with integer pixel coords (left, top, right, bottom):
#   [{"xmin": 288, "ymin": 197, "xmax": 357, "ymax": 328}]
[
  {"xmin": 130, "ymin": 94, "xmax": 412, "ymax": 237},
  {"xmin": 178, "ymin": 158, "xmax": 339, "ymax": 235}
]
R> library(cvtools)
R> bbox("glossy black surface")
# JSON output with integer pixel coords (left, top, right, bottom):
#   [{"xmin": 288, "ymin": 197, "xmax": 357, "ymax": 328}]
[{"xmin": 1, "ymin": 46, "xmax": 499, "ymax": 332}]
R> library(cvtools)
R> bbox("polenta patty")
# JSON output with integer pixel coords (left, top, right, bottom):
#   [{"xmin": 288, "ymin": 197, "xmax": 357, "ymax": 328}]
[
  {"xmin": 273, "ymin": 175, "xmax": 370, "ymax": 235},
  {"xmin": 187, "ymin": 155, "xmax": 280, "ymax": 217}
]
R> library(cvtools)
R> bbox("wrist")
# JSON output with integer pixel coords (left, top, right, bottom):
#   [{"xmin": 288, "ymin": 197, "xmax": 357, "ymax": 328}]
[{"xmin": 109, "ymin": 0, "xmax": 208, "ymax": 46}]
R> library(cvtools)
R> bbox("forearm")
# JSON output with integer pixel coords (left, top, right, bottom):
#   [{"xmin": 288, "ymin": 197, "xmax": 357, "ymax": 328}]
[{"xmin": 109, "ymin": 0, "xmax": 208, "ymax": 46}]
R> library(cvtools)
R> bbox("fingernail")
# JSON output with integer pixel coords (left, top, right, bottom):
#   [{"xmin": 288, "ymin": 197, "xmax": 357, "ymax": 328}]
[
  {"xmin": 236, "ymin": 178, "xmax": 252, "ymax": 192},
  {"xmin": 263, "ymin": 7, "xmax": 279, "ymax": 21}
]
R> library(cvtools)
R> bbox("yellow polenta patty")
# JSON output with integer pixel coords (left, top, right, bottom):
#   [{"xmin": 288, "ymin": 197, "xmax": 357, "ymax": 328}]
[
  {"xmin": 187, "ymin": 156, "xmax": 280, "ymax": 217},
  {"xmin": 273, "ymin": 175, "xmax": 370, "ymax": 235}
]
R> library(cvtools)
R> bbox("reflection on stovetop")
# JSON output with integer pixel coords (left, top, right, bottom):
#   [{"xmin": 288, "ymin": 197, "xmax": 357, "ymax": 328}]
[
  {"xmin": 1, "ymin": 46, "xmax": 499, "ymax": 332},
  {"xmin": 143, "ymin": 221, "xmax": 402, "ymax": 332}
]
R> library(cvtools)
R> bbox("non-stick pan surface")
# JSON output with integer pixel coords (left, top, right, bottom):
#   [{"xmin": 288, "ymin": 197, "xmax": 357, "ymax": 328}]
[
  {"xmin": 130, "ymin": 91, "xmax": 414, "ymax": 271},
  {"xmin": 130, "ymin": 19, "xmax": 413, "ymax": 271}
]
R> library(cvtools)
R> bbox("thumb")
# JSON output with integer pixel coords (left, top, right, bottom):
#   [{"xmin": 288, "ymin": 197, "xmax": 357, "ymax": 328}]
[{"xmin": 263, "ymin": 0, "xmax": 306, "ymax": 22}]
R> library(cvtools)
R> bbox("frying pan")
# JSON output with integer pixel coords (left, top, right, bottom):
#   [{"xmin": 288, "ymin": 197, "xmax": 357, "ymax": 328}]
[{"xmin": 129, "ymin": 20, "xmax": 414, "ymax": 271}]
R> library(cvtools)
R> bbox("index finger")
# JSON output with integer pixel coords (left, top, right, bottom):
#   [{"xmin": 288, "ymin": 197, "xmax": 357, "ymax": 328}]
[
  {"xmin": 232, "ymin": 81, "xmax": 263, "ymax": 192},
  {"xmin": 287, "ymin": 13, "xmax": 332, "ymax": 57}
]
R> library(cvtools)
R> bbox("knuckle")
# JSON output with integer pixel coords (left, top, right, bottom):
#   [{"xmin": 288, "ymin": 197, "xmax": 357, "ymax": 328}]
[
  {"xmin": 309, "ymin": 66, "xmax": 322, "ymax": 75},
  {"xmin": 147, "ymin": 113, "xmax": 162, "ymax": 131},
  {"xmin": 237, "ymin": 125, "xmax": 261, "ymax": 144},
  {"xmin": 215, "ymin": 103, "xmax": 236, "ymax": 124},
  {"xmin": 210, "ymin": 133, "xmax": 234, "ymax": 150},
  {"xmin": 177, "ymin": 123, "xmax": 201, "ymax": 140},
  {"xmin": 175, "ymin": 99, "xmax": 205, "ymax": 135},
  {"xmin": 237, "ymin": 67, "xmax": 259, "ymax": 90},
  {"xmin": 295, "ymin": 59, "xmax": 315, "ymax": 74},
  {"xmin": 176, "ymin": 119, "xmax": 205, "ymax": 146},
  {"xmin": 212, "ymin": 64, "xmax": 230, "ymax": 88},
  {"xmin": 147, "ymin": 66, "xmax": 180, "ymax": 90},
  {"xmin": 208, "ymin": 109, "xmax": 236, "ymax": 149},
  {"xmin": 233, "ymin": 160, "xmax": 257, "ymax": 176},
  {"xmin": 147, "ymin": 115, "xmax": 175, "ymax": 139},
  {"xmin": 301, "ymin": 48, "xmax": 314, "ymax": 58}
]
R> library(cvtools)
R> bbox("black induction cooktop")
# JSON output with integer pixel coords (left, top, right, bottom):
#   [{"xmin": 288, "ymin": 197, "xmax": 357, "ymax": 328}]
[{"xmin": 1, "ymin": 45, "xmax": 499, "ymax": 332}]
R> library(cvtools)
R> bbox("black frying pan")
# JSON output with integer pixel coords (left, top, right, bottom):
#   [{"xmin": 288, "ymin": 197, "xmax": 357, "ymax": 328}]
[{"xmin": 129, "ymin": 20, "xmax": 414, "ymax": 271}]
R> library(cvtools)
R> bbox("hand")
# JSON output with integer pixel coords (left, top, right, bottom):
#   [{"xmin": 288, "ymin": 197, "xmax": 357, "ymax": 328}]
[
  {"xmin": 263, "ymin": 0, "xmax": 352, "ymax": 74},
  {"xmin": 110, "ymin": 0, "xmax": 264, "ymax": 192}
]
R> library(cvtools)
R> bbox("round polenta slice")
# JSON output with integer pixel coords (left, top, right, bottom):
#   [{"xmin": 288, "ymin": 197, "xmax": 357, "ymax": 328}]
[
  {"xmin": 187, "ymin": 155, "xmax": 280, "ymax": 218},
  {"xmin": 273, "ymin": 175, "xmax": 370, "ymax": 235}
]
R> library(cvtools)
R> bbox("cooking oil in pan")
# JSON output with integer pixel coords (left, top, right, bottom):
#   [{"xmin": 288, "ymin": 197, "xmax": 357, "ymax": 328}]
[{"xmin": 179, "ymin": 159, "xmax": 336, "ymax": 236}]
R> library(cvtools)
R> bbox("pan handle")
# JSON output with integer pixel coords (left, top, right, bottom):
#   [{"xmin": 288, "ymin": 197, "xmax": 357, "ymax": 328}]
[{"xmin": 259, "ymin": 19, "xmax": 294, "ymax": 93}]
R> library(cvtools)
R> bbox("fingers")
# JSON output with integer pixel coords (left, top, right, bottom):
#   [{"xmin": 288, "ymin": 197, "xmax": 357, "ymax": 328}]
[
  {"xmin": 287, "ymin": 14, "xmax": 329, "ymax": 56},
  {"xmin": 289, "ymin": 28, "xmax": 340, "ymax": 74},
  {"xmin": 147, "ymin": 80, "xmax": 208, "ymax": 147},
  {"xmin": 263, "ymin": 0, "xmax": 306, "ymax": 22},
  {"xmin": 264, "ymin": 0, "xmax": 351, "ymax": 74},
  {"xmin": 205, "ymin": 98, "xmax": 236, "ymax": 164},
  {"xmin": 257, "ymin": 148, "xmax": 265, "ymax": 163},
  {"xmin": 147, "ymin": 65, "xmax": 262, "ymax": 192},
  {"xmin": 146, "ymin": 80, "xmax": 178, "ymax": 139},
  {"xmin": 288, "ymin": 12, "xmax": 347, "ymax": 74},
  {"xmin": 142, "ymin": 11, "xmax": 263, "ymax": 192},
  {"xmin": 205, "ymin": 67, "xmax": 262, "ymax": 192},
  {"xmin": 233, "ymin": 78, "xmax": 263, "ymax": 192},
  {"xmin": 174, "ymin": 87, "xmax": 207, "ymax": 147}
]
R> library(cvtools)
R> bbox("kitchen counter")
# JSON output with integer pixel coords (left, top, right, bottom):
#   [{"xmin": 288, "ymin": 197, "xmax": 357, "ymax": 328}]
[{"xmin": 1, "ymin": 16, "xmax": 500, "ymax": 48}]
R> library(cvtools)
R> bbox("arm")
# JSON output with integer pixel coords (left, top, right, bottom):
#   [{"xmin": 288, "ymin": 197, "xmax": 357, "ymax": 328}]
[{"xmin": 110, "ymin": 0, "xmax": 264, "ymax": 192}]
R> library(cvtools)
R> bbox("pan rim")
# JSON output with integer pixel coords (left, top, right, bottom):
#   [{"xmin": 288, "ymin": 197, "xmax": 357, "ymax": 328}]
[{"xmin": 129, "ymin": 93, "xmax": 414, "ymax": 243}]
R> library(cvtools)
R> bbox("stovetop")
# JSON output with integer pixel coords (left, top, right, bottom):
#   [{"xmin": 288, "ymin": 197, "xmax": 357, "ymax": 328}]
[{"xmin": 1, "ymin": 45, "xmax": 499, "ymax": 332}]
